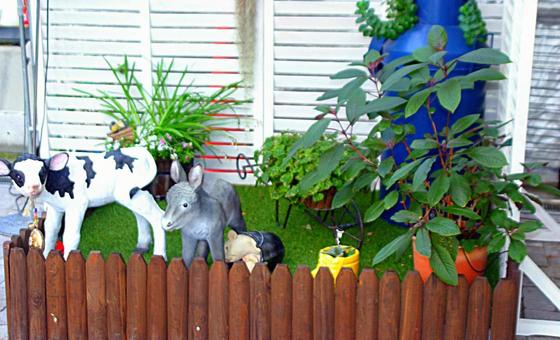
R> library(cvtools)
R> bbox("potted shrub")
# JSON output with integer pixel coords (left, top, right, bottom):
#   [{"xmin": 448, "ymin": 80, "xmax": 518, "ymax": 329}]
[
  {"xmin": 79, "ymin": 57, "xmax": 247, "ymax": 198},
  {"xmin": 286, "ymin": 26, "xmax": 560, "ymax": 285},
  {"xmin": 253, "ymin": 133, "xmax": 357, "ymax": 209}
]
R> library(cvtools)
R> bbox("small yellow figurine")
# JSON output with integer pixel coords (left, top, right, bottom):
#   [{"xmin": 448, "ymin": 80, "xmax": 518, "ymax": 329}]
[{"xmin": 28, "ymin": 208, "xmax": 45, "ymax": 250}]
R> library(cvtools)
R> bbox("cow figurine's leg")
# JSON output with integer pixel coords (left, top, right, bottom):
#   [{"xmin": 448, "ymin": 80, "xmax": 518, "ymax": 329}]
[
  {"xmin": 43, "ymin": 204, "xmax": 63, "ymax": 258},
  {"xmin": 116, "ymin": 188, "xmax": 166, "ymax": 258},
  {"xmin": 62, "ymin": 202, "xmax": 88, "ymax": 258},
  {"xmin": 132, "ymin": 212, "xmax": 153, "ymax": 253}
]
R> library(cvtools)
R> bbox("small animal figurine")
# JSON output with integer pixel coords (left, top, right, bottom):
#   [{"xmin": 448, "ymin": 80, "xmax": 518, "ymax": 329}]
[
  {"xmin": 0, "ymin": 147, "xmax": 166, "ymax": 259},
  {"xmin": 225, "ymin": 230, "xmax": 285, "ymax": 272},
  {"xmin": 161, "ymin": 161, "xmax": 246, "ymax": 267}
]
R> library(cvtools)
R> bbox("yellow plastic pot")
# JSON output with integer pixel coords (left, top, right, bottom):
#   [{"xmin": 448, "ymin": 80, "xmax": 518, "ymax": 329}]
[{"xmin": 311, "ymin": 245, "xmax": 360, "ymax": 279}]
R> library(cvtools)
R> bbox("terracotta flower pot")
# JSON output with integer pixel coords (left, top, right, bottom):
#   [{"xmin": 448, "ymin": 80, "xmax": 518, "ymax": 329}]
[
  {"xmin": 149, "ymin": 159, "xmax": 193, "ymax": 200},
  {"xmin": 302, "ymin": 187, "xmax": 336, "ymax": 210},
  {"xmin": 412, "ymin": 238, "xmax": 488, "ymax": 284}
]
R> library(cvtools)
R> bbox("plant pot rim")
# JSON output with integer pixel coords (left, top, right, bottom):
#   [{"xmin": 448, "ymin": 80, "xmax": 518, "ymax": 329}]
[{"xmin": 411, "ymin": 235, "xmax": 488, "ymax": 252}]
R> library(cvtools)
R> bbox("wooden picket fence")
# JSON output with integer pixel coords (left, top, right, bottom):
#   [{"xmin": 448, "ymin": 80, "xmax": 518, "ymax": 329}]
[{"xmin": 3, "ymin": 236, "xmax": 521, "ymax": 339}]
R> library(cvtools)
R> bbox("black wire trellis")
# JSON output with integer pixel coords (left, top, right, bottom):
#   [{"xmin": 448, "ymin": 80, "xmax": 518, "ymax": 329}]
[{"xmin": 236, "ymin": 153, "xmax": 365, "ymax": 249}]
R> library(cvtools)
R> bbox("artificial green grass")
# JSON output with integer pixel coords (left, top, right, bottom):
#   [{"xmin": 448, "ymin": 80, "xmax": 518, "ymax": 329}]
[{"xmin": 79, "ymin": 186, "xmax": 413, "ymax": 276}]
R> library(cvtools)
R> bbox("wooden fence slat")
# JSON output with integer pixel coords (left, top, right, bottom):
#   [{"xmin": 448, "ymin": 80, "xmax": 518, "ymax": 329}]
[
  {"xmin": 167, "ymin": 258, "xmax": 188, "ymax": 339},
  {"xmin": 11, "ymin": 235, "xmax": 22, "ymax": 248},
  {"xmin": 378, "ymin": 271, "xmax": 400, "ymax": 340},
  {"xmin": 465, "ymin": 277, "xmax": 491, "ymax": 340},
  {"xmin": 209, "ymin": 261, "xmax": 228, "ymax": 339},
  {"xmin": 189, "ymin": 258, "xmax": 209, "ymax": 340},
  {"xmin": 127, "ymin": 253, "xmax": 147, "ymax": 339},
  {"xmin": 335, "ymin": 268, "xmax": 357, "ymax": 340},
  {"xmin": 250, "ymin": 263, "xmax": 271, "ymax": 340},
  {"xmin": 106, "ymin": 253, "xmax": 127, "ymax": 339},
  {"xmin": 46, "ymin": 250, "xmax": 68, "ymax": 339},
  {"xmin": 292, "ymin": 266, "xmax": 313, "ymax": 340},
  {"xmin": 86, "ymin": 251, "xmax": 107, "ymax": 339},
  {"xmin": 421, "ymin": 274, "xmax": 447, "ymax": 340},
  {"xmin": 399, "ymin": 271, "xmax": 423, "ymax": 340},
  {"xmin": 9, "ymin": 247, "xmax": 28, "ymax": 339},
  {"xmin": 27, "ymin": 248, "xmax": 47, "ymax": 339},
  {"xmin": 443, "ymin": 276, "xmax": 469, "ymax": 340},
  {"xmin": 271, "ymin": 264, "xmax": 292, "ymax": 340},
  {"xmin": 356, "ymin": 269, "xmax": 378, "ymax": 340},
  {"xmin": 229, "ymin": 262, "xmax": 250, "ymax": 340},
  {"xmin": 19, "ymin": 228, "xmax": 30, "ymax": 254},
  {"xmin": 490, "ymin": 275, "xmax": 519, "ymax": 340},
  {"xmin": 147, "ymin": 255, "xmax": 167, "ymax": 339},
  {"xmin": 313, "ymin": 267, "xmax": 334, "ymax": 340},
  {"xmin": 66, "ymin": 251, "xmax": 88, "ymax": 339},
  {"xmin": 3, "ymin": 241, "xmax": 12, "ymax": 339}
]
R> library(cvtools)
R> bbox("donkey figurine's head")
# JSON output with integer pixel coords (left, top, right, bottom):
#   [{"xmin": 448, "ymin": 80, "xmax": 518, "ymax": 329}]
[{"xmin": 161, "ymin": 161, "xmax": 204, "ymax": 231}]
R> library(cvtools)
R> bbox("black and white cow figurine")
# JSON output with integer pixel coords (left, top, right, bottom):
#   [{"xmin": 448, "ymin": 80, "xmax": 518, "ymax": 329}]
[{"xmin": 0, "ymin": 147, "xmax": 166, "ymax": 259}]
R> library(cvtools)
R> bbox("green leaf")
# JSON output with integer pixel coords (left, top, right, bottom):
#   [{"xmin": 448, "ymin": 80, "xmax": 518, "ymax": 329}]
[
  {"xmin": 381, "ymin": 63, "xmax": 427, "ymax": 91},
  {"xmin": 416, "ymin": 228, "xmax": 432, "ymax": 257},
  {"xmin": 428, "ymin": 175, "xmax": 450, "ymax": 207},
  {"xmin": 391, "ymin": 210, "xmax": 421, "ymax": 224},
  {"xmin": 378, "ymin": 157, "xmax": 395, "ymax": 178},
  {"xmin": 488, "ymin": 233, "xmax": 506, "ymax": 253},
  {"xmin": 353, "ymin": 172, "xmax": 377, "ymax": 191},
  {"xmin": 413, "ymin": 47, "xmax": 436, "ymax": 62},
  {"xmin": 365, "ymin": 201, "xmax": 385, "ymax": 223},
  {"xmin": 509, "ymin": 239, "xmax": 527, "ymax": 263},
  {"xmin": 429, "ymin": 242, "xmax": 458, "ymax": 285},
  {"xmin": 331, "ymin": 68, "xmax": 368, "ymax": 80},
  {"xmin": 384, "ymin": 191, "xmax": 399, "ymax": 209},
  {"xmin": 449, "ymin": 173, "xmax": 471, "ymax": 207},
  {"xmin": 465, "ymin": 68, "xmax": 506, "ymax": 82},
  {"xmin": 283, "ymin": 119, "xmax": 331, "ymax": 165},
  {"xmin": 331, "ymin": 184, "xmax": 353, "ymax": 209},
  {"xmin": 410, "ymin": 139, "xmax": 438, "ymax": 150},
  {"xmin": 467, "ymin": 146, "xmax": 508, "ymax": 168},
  {"xmin": 413, "ymin": 158, "xmax": 435, "ymax": 191},
  {"xmin": 519, "ymin": 220, "xmax": 542, "ymax": 233},
  {"xmin": 450, "ymin": 114, "xmax": 480, "ymax": 135},
  {"xmin": 436, "ymin": 78, "xmax": 462, "ymax": 113},
  {"xmin": 426, "ymin": 217, "xmax": 461, "ymax": 236},
  {"xmin": 338, "ymin": 77, "xmax": 368, "ymax": 103},
  {"xmin": 317, "ymin": 89, "xmax": 340, "ymax": 101},
  {"xmin": 458, "ymin": 48, "xmax": 511, "ymax": 65},
  {"xmin": 428, "ymin": 25, "xmax": 448, "ymax": 50},
  {"xmin": 405, "ymin": 88, "xmax": 432, "ymax": 117},
  {"xmin": 441, "ymin": 206, "xmax": 481, "ymax": 220},
  {"xmin": 372, "ymin": 230, "xmax": 413, "ymax": 266},
  {"xmin": 385, "ymin": 159, "xmax": 422, "ymax": 188},
  {"xmin": 346, "ymin": 89, "xmax": 366, "ymax": 123},
  {"xmin": 535, "ymin": 183, "xmax": 560, "ymax": 197},
  {"xmin": 299, "ymin": 144, "xmax": 345, "ymax": 193},
  {"xmin": 363, "ymin": 96, "xmax": 407, "ymax": 113}
]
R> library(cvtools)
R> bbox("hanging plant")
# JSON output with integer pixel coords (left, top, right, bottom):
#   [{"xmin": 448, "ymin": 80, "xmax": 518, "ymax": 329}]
[
  {"xmin": 235, "ymin": 0, "xmax": 257, "ymax": 86},
  {"xmin": 355, "ymin": 0, "xmax": 419, "ymax": 40},
  {"xmin": 356, "ymin": 0, "xmax": 489, "ymax": 45},
  {"xmin": 459, "ymin": 0, "xmax": 488, "ymax": 45}
]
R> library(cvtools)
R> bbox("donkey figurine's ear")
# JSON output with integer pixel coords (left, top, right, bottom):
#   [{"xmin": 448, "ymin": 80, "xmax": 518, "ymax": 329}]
[
  {"xmin": 188, "ymin": 164, "xmax": 204, "ymax": 189},
  {"xmin": 0, "ymin": 159, "xmax": 11, "ymax": 176},
  {"xmin": 170, "ymin": 160, "xmax": 188, "ymax": 183}
]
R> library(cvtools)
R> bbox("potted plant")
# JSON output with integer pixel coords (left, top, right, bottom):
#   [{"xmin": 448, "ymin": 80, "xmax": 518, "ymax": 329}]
[
  {"xmin": 253, "ymin": 133, "xmax": 357, "ymax": 209},
  {"xmin": 79, "ymin": 57, "xmax": 248, "ymax": 198},
  {"xmin": 286, "ymin": 26, "xmax": 560, "ymax": 285},
  {"xmin": 312, "ymin": 244, "xmax": 360, "ymax": 279}
]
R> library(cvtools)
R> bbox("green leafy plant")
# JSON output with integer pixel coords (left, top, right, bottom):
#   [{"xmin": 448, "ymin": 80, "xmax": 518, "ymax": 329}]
[
  {"xmin": 322, "ymin": 245, "xmax": 356, "ymax": 258},
  {"xmin": 459, "ymin": 0, "xmax": 488, "ymax": 45},
  {"xmin": 253, "ymin": 133, "xmax": 359, "ymax": 204},
  {"xmin": 286, "ymin": 26, "xmax": 558, "ymax": 285},
  {"xmin": 356, "ymin": 0, "xmax": 488, "ymax": 46},
  {"xmin": 78, "ymin": 57, "xmax": 248, "ymax": 162}
]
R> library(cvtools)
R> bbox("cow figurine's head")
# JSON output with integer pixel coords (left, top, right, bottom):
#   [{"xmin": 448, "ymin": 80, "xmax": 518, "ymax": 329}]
[
  {"xmin": 0, "ymin": 153, "xmax": 69, "ymax": 197},
  {"xmin": 161, "ymin": 161, "xmax": 204, "ymax": 231}
]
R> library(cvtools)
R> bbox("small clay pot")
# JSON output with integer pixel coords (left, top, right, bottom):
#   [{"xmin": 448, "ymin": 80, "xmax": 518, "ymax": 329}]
[
  {"xmin": 302, "ymin": 187, "xmax": 336, "ymax": 210},
  {"xmin": 149, "ymin": 159, "xmax": 193, "ymax": 200},
  {"xmin": 412, "ymin": 237, "xmax": 488, "ymax": 284}
]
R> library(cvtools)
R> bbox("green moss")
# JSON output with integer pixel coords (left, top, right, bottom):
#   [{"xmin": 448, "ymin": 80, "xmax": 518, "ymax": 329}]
[{"xmin": 78, "ymin": 186, "xmax": 413, "ymax": 277}]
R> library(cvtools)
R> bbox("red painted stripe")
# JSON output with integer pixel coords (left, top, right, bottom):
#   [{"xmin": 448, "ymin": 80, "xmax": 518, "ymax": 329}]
[{"xmin": 205, "ymin": 168, "xmax": 253, "ymax": 174}]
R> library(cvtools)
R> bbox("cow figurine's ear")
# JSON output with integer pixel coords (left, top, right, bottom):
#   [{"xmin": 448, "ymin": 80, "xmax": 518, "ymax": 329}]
[
  {"xmin": 188, "ymin": 164, "xmax": 204, "ymax": 189},
  {"xmin": 170, "ymin": 160, "xmax": 188, "ymax": 183},
  {"xmin": 47, "ymin": 152, "xmax": 69, "ymax": 171},
  {"xmin": 227, "ymin": 230, "xmax": 238, "ymax": 241},
  {"xmin": 0, "ymin": 159, "xmax": 11, "ymax": 176}
]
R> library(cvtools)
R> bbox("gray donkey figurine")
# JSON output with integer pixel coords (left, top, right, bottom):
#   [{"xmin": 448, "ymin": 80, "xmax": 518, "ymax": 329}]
[{"xmin": 161, "ymin": 161, "xmax": 246, "ymax": 266}]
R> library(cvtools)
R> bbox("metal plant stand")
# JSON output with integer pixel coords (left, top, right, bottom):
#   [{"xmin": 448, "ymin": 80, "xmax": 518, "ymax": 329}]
[{"xmin": 236, "ymin": 153, "xmax": 365, "ymax": 249}]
